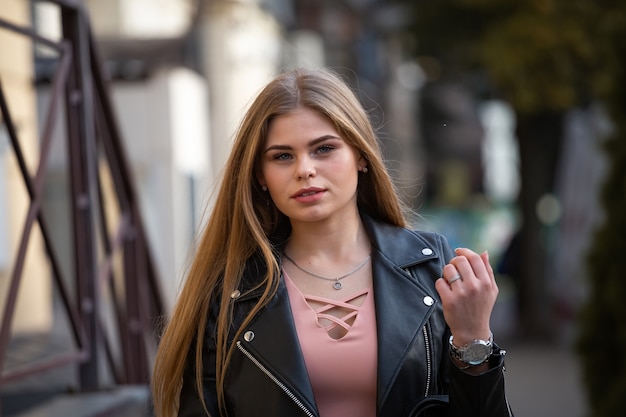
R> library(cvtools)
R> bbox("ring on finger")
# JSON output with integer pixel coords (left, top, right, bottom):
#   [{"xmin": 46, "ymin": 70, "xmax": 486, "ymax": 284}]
[{"xmin": 447, "ymin": 274, "xmax": 462, "ymax": 285}]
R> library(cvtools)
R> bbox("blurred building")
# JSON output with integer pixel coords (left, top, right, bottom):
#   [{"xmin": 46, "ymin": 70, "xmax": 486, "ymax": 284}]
[{"xmin": 2, "ymin": 0, "xmax": 419, "ymax": 340}]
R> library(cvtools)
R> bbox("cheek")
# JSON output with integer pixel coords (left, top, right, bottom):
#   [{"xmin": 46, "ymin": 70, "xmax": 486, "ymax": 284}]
[
  {"xmin": 262, "ymin": 166, "xmax": 287, "ymax": 189},
  {"xmin": 330, "ymin": 155, "xmax": 359, "ymax": 177}
]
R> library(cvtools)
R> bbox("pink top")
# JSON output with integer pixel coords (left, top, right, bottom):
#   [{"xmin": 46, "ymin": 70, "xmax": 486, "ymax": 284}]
[{"xmin": 284, "ymin": 271, "xmax": 378, "ymax": 417}]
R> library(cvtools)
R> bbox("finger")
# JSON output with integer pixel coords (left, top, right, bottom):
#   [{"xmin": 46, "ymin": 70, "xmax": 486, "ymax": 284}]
[
  {"xmin": 480, "ymin": 250, "xmax": 489, "ymax": 269},
  {"xmin": 480, "ymin": 250, "xmax": 496, "ymax": 282},
  {"xmin": 442, "ymin": 264, "xmax": 462, "ymax": 285},
  {"xmin": 435, "ymin": 276, "xmax": 452, "ymax": 298},
  {"xmin": 453, "ymin": 248, "xmax": 491, "ymax": 282}
]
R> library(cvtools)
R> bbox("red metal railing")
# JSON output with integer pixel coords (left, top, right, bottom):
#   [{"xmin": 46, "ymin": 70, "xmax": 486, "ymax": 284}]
[{"xmin": 0, "ymin": 0, "xmax": 166, "ymax": 400}]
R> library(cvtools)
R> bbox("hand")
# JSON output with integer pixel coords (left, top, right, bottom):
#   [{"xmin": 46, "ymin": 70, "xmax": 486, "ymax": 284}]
[{"xmin": 435, "ymin": 248, "xmax": 498, "ymax": 346}]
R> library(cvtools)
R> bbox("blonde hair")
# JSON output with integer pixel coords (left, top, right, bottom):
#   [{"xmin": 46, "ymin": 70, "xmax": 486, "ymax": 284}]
[{"xmin": 151, "ymin": 67, "xmax": 407, "ymax": 416}]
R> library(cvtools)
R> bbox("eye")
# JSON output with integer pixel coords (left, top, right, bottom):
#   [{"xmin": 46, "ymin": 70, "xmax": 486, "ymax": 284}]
[
  {"xmin": 316, "ymin": 145, "xmax": 334, "ymax": 154},
  {"xmin": 273, "ymin": 152, "xmax": 292, "ymax": 161}
]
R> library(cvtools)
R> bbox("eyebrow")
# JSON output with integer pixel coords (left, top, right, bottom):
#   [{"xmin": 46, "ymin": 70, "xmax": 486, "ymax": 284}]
[{"xmin": 263, "ymin": 135, "xmax": 341, "ymax": 153}]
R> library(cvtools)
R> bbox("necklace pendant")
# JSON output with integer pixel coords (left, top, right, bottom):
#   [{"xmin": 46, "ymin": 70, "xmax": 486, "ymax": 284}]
[{"xmin": 333, "ymin": 281, "xmax": 342, "ymax": 290}]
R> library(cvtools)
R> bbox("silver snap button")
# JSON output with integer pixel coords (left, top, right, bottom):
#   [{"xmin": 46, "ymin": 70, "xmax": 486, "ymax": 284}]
[
  {"xmin": 421, "ymin": 248, "xmax": 433, "ymax": 256},
  {"xmin": 243, "ymin": 331, "xmax": 255, "ymax": 342},
  {"xmin": 423, "ymin": 296, "xmax": 434, "ymax": 306},
  {"xmin": 230, "ymin": 289, "xmax": 241, "ymax": 299}
]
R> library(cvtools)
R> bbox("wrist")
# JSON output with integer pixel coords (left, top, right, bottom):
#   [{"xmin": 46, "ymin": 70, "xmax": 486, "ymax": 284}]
[
  {"xmin": 450, "ymin": 329, "xmax": 492, "ymax": 347},
  {"xmin": 449, "ymin": 332, "xmax": 494, "ymax": 366}
]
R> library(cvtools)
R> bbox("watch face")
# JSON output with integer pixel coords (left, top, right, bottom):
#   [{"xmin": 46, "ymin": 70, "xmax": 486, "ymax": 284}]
[{"xmin": 464, "ymin": 343, "xmax": 492, "ymax": 365}]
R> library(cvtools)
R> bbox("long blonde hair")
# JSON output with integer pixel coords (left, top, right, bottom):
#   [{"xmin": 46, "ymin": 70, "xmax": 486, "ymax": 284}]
[{"xmin": 151, "ymin": 67, "xmax": 407, "ymax": 416}]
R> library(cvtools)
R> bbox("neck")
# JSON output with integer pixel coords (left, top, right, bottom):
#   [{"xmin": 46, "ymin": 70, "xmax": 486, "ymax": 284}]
[{"xmin": 286, "ymin": 210, "xmax": 370, "ymax": 260}]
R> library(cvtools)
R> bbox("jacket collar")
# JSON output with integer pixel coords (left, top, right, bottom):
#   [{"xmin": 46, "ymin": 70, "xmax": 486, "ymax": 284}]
[{"xmin": 361, "ymin": 213, "xmax": 440, "ymax": 267}]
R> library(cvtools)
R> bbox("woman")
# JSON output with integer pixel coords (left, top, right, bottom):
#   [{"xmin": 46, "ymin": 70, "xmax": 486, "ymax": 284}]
[{"xmin": 151, "ymin": 67, "xmax": 513, "ymax": 417}]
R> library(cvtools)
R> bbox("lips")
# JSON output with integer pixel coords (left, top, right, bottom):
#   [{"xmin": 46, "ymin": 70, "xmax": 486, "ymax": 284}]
[
  {"xmin": 291, "ymin": 187, "xmax": 325, "ymax": 202},
  {"xmin": 292, "ymin": 187, "xmax": 324, "ymax": 197}
]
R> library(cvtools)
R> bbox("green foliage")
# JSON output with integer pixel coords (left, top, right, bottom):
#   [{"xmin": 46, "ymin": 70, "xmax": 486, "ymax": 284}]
[
  {"xmin": 577, "ymin": 120, "xmax": 626, "ymax": 417},
  {"xmin": 576, "ymin": 6, "xmax": 626, "ymax": 414},
  {"xmin": 409, "ymin": 0, "xmax": 616, "ymax": 114}
]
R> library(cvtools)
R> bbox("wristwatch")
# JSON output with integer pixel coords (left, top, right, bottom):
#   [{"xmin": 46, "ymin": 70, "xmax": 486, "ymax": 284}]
[{"xmin": 449, "ymin": 332, "xmax": 493, "ymax": 366}]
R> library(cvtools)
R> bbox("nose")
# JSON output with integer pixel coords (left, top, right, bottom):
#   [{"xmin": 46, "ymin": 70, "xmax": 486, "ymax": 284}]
[{"xmin": 295, "ymin": 156, "xmax": 316, "ymax": 180}]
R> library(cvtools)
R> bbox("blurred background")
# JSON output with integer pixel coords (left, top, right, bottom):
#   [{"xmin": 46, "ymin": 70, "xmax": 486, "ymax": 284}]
[{"xmin": 1, "ymin": 0, "xmax": 624, "ymax": 416}]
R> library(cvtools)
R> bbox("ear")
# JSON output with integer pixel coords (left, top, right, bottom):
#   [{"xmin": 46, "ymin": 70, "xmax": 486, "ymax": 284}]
[
  {"xmin": 256, "ymin": 173, "xmax": 266, "ymax": 189},
  {"xmin": 255, "ymin": 165, "xmax": 265, "ymax": 184},
  {"xmin": 358, "ymin": 155, "xmax": 368, "ymax": 171}
]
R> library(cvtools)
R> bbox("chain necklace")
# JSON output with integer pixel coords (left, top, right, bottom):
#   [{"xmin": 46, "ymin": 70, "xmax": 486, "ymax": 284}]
[{"xmin": 282, "ymin": 252, "xmax": 371, "ymax": 290}]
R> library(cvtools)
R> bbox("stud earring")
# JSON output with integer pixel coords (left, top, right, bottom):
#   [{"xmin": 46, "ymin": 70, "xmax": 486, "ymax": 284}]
[
  {"xmin": 361, "ymin": 167, "xmax": 368, "ymax": 174},
  {"xmin": 261, "ymin": 185, "xmax": 268, "ymax": 191}
]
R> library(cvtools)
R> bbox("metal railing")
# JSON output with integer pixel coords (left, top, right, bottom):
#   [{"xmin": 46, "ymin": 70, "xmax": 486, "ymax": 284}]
[{"xmin": 0, "ymin": 0, "xmax": 166, "ymax": 400}]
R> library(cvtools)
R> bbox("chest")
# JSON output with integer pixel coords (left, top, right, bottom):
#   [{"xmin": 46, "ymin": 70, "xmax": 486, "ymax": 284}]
[{"xmin": 286, "ymin": 273, "xmax": 378, "ymax": 417}]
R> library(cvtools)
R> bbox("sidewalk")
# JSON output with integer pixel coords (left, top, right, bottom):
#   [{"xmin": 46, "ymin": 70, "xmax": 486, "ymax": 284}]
[{"xmin": 503, "ymin": 341, "xmax": 588, "ymax": 417}]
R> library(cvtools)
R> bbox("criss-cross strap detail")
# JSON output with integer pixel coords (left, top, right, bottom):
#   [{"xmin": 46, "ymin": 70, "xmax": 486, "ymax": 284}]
[{"xmin": 304, "ymin": 288, "xmax": 369, "ymax": 334}]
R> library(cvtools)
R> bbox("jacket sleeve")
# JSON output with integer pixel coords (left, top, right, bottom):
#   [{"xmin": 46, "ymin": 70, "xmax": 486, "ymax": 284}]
[
  {"xmin": 435, "ymin": 233, "xmax": 513, "ymax": 417},
  {"xmin": 447, "ymin": 348, "xmax": 513, "ymax": 417}
]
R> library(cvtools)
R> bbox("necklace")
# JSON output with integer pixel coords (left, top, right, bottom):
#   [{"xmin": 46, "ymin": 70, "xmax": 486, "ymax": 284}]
[{"xmin": 282, "ymin": 252, "xmax": 371, "ymax": 290}]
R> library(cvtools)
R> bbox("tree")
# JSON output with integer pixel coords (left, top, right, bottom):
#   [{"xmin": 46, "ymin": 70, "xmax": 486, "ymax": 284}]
[
  {"xmin": 575, "ymin": 2, "xmax": 626, "ymax": 415},
  {"xmin": 408, "ymin": 0, "xmax": 611, "ymax": 339}
]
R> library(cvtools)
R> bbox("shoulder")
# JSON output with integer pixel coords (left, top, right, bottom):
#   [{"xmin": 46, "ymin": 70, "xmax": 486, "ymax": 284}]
[
  {"xmin": 361, "ymin": 214, "xmax": 454, "ymax": 267},
  {"xmin": 405, "ymin": 229, "xmax": 451, "ymax": 252}
]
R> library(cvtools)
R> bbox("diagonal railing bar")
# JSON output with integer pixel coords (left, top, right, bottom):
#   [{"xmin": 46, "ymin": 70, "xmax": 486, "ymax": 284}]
[
  {"xmin": 90, "ymin": 88, "xmax": 148, "ymax": 384},
  {"xmin": 79, "ymin": 6, "xmax": 154, "ymax": 385},
  {"xmin": 92, "ymin": 96, "xmax": 134, "ymax": 383},
  {"xmin": 89, "ymin": 32, "xmax": 161, "ymax": 296},
  {"xmin": 0, "ymin": 0, "xmax": 167, "ymax": 394},
  {"xmin": 88, "ymin": 28, "xmax": 167, "ymax": 381},
  {"xmin": 0, "ymin": 17, "xmax": 64, "ymax": 53},
  {"xmin": 0, "ymin": 351, "xmax": 88, "ymax": 386},
  {"xmin": 82, "ymin": 0, "xmax": 166, "ymax": 377},
  {"xmin": 95, "ymin": 209, "xmax": 132, "ymax": 384},
  {"xmin": 0, "ymin": 43, "xmax": 87, "ymax": 382},
  {"xmin": 92, "ymin": 103, "xmax": 167, "ymax": 347},
  {"xmin": 87, "ymin": 168, "xmax": 129, "ymax": 385}
]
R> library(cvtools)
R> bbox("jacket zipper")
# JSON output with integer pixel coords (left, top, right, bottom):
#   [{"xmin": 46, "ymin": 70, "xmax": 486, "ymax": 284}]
[
  {"xmin": 422, "ymin": 325, "xmax": 433, "ymax": 396},
  {"xmin": 403, "ymin": 267, "xmax": 434, "ymax": 397},
  {"xmin": 236, "ymin": 341, "xmax": 316, "ymax": 417}
]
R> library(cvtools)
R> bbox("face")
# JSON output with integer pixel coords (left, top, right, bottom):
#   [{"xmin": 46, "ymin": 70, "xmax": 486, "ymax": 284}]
[{"xmin": 259, "ymin": 107, "xmax": 367, "ymax": 225}]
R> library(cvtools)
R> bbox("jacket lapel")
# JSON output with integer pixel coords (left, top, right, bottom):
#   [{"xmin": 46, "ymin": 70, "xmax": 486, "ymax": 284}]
[
  {"xmin": 371, "ymin": 250, "xmax": 439, "ymax": 406},
  {"xmin": 237, "ymin": 279, "xmax": 319, "ymax": 416},
  {"xmin": 362, "ymin": 215, "xmax": 442, "ymax": 407}
]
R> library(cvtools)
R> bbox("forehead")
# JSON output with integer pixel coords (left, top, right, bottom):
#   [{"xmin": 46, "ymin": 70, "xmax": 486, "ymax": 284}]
[{"xmin": 266, "ymin": 107, "xmax": 339, "ymax": 143}]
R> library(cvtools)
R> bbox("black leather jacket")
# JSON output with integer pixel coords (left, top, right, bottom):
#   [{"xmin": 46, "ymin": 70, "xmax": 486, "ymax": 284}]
[{"xmin": 178, "ymin": 215, "xmax": 513, "ymax": 417}]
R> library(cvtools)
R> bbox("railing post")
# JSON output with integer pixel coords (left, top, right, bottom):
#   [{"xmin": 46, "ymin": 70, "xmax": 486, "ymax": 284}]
[{"xmin": 61, "ymin": 5, "xmax": 101, "ymax": 390}]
